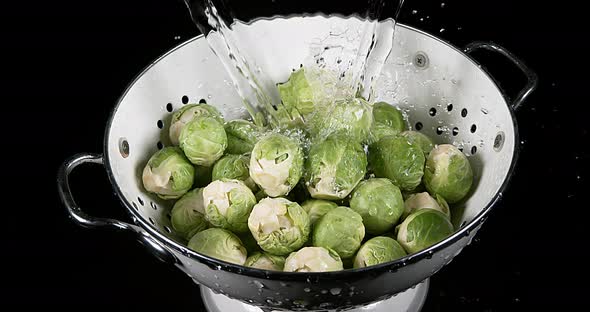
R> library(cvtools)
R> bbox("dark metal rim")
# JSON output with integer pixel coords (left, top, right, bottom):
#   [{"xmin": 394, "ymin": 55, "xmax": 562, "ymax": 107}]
[{"xmin": 102, "ymin": 19, "xmax": 522, "ymax": 281}]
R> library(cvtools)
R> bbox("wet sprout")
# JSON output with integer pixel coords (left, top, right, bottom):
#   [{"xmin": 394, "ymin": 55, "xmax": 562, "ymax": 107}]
[
  {"xmin": 224, "ymin": 119, "xmax": 262, "ymax": 155},
  {"xmin": 244, "ymin": 252, "xmax": 286, "ymax": 271},
  {"xmin": 188, "ymin": 228, "xmax": 247, "ymax": 265},
  {"xmin": 212, "ymin": 154, "xmax": 257, "ymax": 190},
  {"xmin": 179, "ymin": 116, "xmax": 227, "ymax": 166},
  {"xmin": 313, "ymin": 207, "xmax": 365, "ymax": 259},
  {"xmin": 283, "ymin": 247, "xmax": 343, "ymax": 272},
  {"xmin": 170, "ymin": 188, "xmax": 208, "ymax": 241},
  {"xmin": 368, "ymin": 135, "xmax": 425, "ymax": 191},
  {"xmin": 353, "ymin": 236, "xmax": 407, "ymax": 268},
  {"xmin": 403, "ymin": 192, "xmax": 450, "ymax": 220},
  {"xmin": 202, "ymin": 179, "xmax": 256, "ymax": 233},
  {"xmin": 142, "ymin": 147, "xmax": 195, "ymax": 199},
  {"xmin": 349, "ymin": 178, "xmax": 404, "ymax": 235},
  {"xmin": 169, "ymin": 103, "xmax": 224, "ymax": 146},
  {"xmin": 423, "ymin": 144, "xmax": 474, "ymax": 203},
  {"xmin": 397, "ymin": 209, "xmax": 454, "ymax": 254}
]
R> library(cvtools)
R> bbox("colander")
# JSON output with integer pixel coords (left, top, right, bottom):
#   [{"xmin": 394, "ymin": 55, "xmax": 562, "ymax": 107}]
[{"xmin": 57, "ymin": 15, "xmax": 536, "ymax": 311}]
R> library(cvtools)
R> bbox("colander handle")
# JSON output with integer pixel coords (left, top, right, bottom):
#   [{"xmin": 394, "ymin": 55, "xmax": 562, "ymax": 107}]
[
  {"xmin": 57, "ymin": 153, "xmax": 178, "ymax": 264},
  {"xmin": 464, "ymin": 41, "xmax": 538, "ymax": 111}
]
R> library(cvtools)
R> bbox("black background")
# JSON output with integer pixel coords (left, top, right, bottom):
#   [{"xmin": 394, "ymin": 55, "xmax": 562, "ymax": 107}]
[{"xmin": 3, "ymin": 0, "xmax": 588, "ymax": 310}]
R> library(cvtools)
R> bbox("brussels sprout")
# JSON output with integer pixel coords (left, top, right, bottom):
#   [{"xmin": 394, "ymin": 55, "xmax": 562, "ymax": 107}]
[
  {"xmin": 353, "ymin": 236, "xmax": 407, "ymax": 268},
  {"xmin": 255, "ymin": 189, "xmax": 267, "ymax": 202},
  {"xmin": 278, "ymin": 68, "xmax": 315, "ymax": 116},
  {"xmin": 304, "ymin": 133, "xmax": 367, "ymax": 200},
  {"xmin": 179, "ymin": 116, "xmax": 227, "ymax": 166},
  {"xmin": 396, "ymin": 209, "xmax": 454, "ymax": 254},
  {"xmin": 349, "ymin": 178, "xmax": 404, "ymax": 235},
  {"xmin": 301, "ymin": 199, "xmax": 338, "ymax": 226},
  {"xmin": 142, "ymin": 147, "xmax": 195, "ymax": 199},
  {"xmin": 194, "ymin": 165, "xmax": 213, "ymax": 188},
  {"xmin": 369, "ymin": 123, "xmax": 400, "ymax": 144},
  {"xmin": 224, "ymin": 119, "xmax": 262, "ymax": 155},
  {"xmin": 169, "ymin": 103, "xmax": 224, "ymax": 145},
  {"xmin": 202, "ymin": 179, "xmax": 256, "ymax": 233},
  {"xmin": 283, "ymin": 247, "xmax": 343, "ymax": 272},
  {"xmin": 373, "ymin": 102, "xmax": 406, "ymax": 132},
  {"xmin": 245, "ymin": 252, "xmax": 286, "ymax": 271},
  {"xmin": 248, "ymin": 197, "xmax": 310, "ymax": 256},
  {"xmin": 313, "ymin": 207, "xmax": 365, "ymax": 259},
  {"xmin": 249, "ymin": 133, "xmax": 304, "ymax": 197},
  {"xmin": 403, "ymin": 192, "xmax": 450, "ymax": 220},
  {"xmin": 309, "ymin": 97, "xmax": 373, "ymax": 142},
  {"xmin": 368, "ymin": 135, "xmax": 425, "ymax": 191},
  {"xmin": 400, "ymin": 131, "xmax": 435, "ymax": 156},
  {"xmin": 187, "ymin": 228, "xmax": 247, "ymax": 265},
  {"xmin": 212, "ymin": 154, "xmax": 256, "ymax": 190},
  {"xmin": 423, "ymin": 144, "xmax": 474, "ymax": 203},
  {"xmin": 170, "ymin": 188, "xmax": 208, "ymax": 240}
]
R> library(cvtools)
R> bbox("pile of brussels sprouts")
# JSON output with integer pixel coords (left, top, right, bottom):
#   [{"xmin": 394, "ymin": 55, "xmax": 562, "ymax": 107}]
[{"xmin": 141, "ymin": 67, "xmax": 474, "ymax": 272}]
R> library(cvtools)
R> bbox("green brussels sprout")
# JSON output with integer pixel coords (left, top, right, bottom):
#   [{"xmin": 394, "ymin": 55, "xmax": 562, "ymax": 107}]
[
  {"xmin": 278, "ymin": 68, "xmax": 315, "ymax": 116},
  {"xmin": 309, "ymin": 97, "xmax": 373, "ymax": 142},
  {"xmin": 301, "ymin": 199, "xmax": 338, "ymax": 226},
  {"xmin": 170, "ymin": 188, "xmax": 208, "ymax": 241},
  {"xmin": 403, "ymin": 192, "xmax": 450, "ymax": 220},
  {"xmin": 248, "ymin": 197, "xmax": 310, "ymax": 256},
  {"xmin": 202, "ymin": 179, "xmax": 256, "ymax": 233},
  {"xmin": 304, "ymin": 133, "xmax": 367, "ymax": 200},
  {"xmin": 368, "ymin": 135, "xmax": 425, "ymax": 191},
  {"xmin": 224, "ymin": 119, "xmax": 262, "ymax": 155},
  {"xmin": 169, "ymin": 103, "xmax": 224, "ymax": 145},
  {"xmin": 372, "ymin": 102, "xmax": 406, "ymax": 132},
  {"xmin": 400, "ymin": 131, "xmax": 435, "ymax": 156},
  {"xmin": 313, "ymin": 207, "xmax": 365, "ymax": 259},
  {"xmin": 349, "ymin": 178, "xmax": 404, "ymax": 235},
  {"xmin": 369, "ymin": 123, "xmax": 400, "ymax": 144},
  {"xmin": 194, "ymin": 165, "xmax": 213, "ymax": 188},
  {"xmin": 423, "ymin": 144, "xmax": 474, "ymax": 203},
  {"xmin": 396, "ymin": 209, "xmax": 454, "ymax": 254},
  {"xmin": 283, "ymin": 247, "xmax": 343, "ymax": 272},
  {"xmin": 244, "ymin": 252, "xmax": 286, "ymax": 271},
  {"xmin": 179, "ymin": 116, "xmax": 227, "ymax": 166},
  {"xmin": 187, "ymin": 228, "xmax": 247, "ymax": 265},
  {"xmin": 249, "ymin": 133, "xmax": 304, "ymax": 197},
  {"xmin": 142, "ymin": 147, "xmax": 195, "ymax": 199},
  {"xmin": 353, "ymin": 236, "xmax": 407, "ymax": 268},
  {"xmin": 212, "ymin": 154, "xmax": 256, "ymax": 190}
]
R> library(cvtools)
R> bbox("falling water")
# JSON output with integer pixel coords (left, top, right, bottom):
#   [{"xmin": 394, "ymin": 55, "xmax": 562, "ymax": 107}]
[{"xmin": 183, "ymin": 0, "xmax": 406, "ymax": 126}]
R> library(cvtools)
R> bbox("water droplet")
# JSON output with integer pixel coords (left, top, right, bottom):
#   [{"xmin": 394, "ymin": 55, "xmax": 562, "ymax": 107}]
[
  {"xmin": 253, "ymin": 280, "xmax": 265, "ymax": 289},
  {"xmin": 280, "ymin": 282, "xmax": 288, "ymax": 287},
  {"xmin": 174, "ymin": 35, "xmax": 181, "ymax": 40},
  {"xmin": 441, "ymin": 2, "xmax": 446, "ymax": 8},
  {"xmin": 321, "ymin": 289, "xmax": 328, "ymax": 294},
  {"xmin": 304, "ymin": 287, "xmax": 311, "ymax": 293},
  {"xmin": 420, "ymin": 17, "xmax": 424, "ymax": 21},
  {"xmin": 412, "ymin": 9, "xmax": 418, "ymax": 14},
  {"xmin": 457, "ymin": 26, "xmax": 463, "ymax": 30},
  {"xmin": 440, "ymin": 28, "xmax": 445, "ymax": 33},
  {"xmin": 330, "ymin": 288, "xmax": 342, "ymax": 295},
  {"xmin": 207, "ymin": 94, "xmax": 212, "ymax": 99}
]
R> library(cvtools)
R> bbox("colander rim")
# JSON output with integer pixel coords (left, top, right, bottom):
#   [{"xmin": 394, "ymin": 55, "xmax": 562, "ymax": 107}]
[{"xmin": 103, "ymin": 18, "xmax": 520, "ymax": 281}]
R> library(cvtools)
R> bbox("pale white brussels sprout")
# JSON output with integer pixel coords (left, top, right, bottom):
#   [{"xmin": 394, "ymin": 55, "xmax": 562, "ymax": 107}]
[
  {"xmin": 396, "ymin": 209, "xmax": 454, "ymax": 254},
  {"xmin": 309, "ymin": 97, "xmax": 373, "ymax": 142},
  {"xmin": 179, "ymin": 116, "xmax": 227, "ymax": 167},
  {"xmin": 372, "ymin": 101, "xmax": 407, "ymax": 132},
  {"xmin": 142, "ymin": 147, "xmax": 194, "ymax": 199},
  {"xmin": 283, "ymin": 247, "xmax": 343, "ymax": 272},
  {"xmin": 349, "ymin": 178, "xmax": 404, "ymax": 235},
  {"xmin": 224, "ymin": 119, "xmax": 262, "ymax": 155},
  {"xmin": 368, "ymin": 135, "xmax": 425, "ymax": 191},
  {"xmin": 304, "ymin": 133, "xmax": 367, "ymax": 200},
  {"xmin": 400, "ymin": 131, "xmax": 435, "ymax": 156},
  {"xmin": 247, "ymin": 197, "xmax": 310, "ymax": 256},
  {"xmin": 170, "ymin": 188, "xmax": 208, "ymax": 240},
  {"xmin": 353, "ymin": 236, "xmax": 407, "ymax": 268},
  {"xmin": 202, "ymin": 179, "xmax": 256, "ymax": 233},
  {"xmin": 249, "ymin": 133, "xmax": 304, "ymax": 197},
  {"xmin": 423, "ymin": 144, "xmax": 474, "ymax": 203},
  {"xmin": 244, "ymin": 252, "xmax": 286, "ymax": 271},
  {"xmin": 212, "ymin": 154, "xmax": 256, "ymax": 190},
  {"xmin": 169, "ymin": 103, "xmax": 224, "ymax": 145},
  {"xmin": 403, "ymin": 192, "xmax": 450, "ymax": 220},
  {"xmin": 188, "ymin": 228, "xmax": 247, "ymax": 265},
  {"xmin": 312, "ymin": 207, "xmax": 365, "ymax": 259},
  {"xmin": 301, "ymin": 199, "xmax": 338, "ymax": 226}
]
